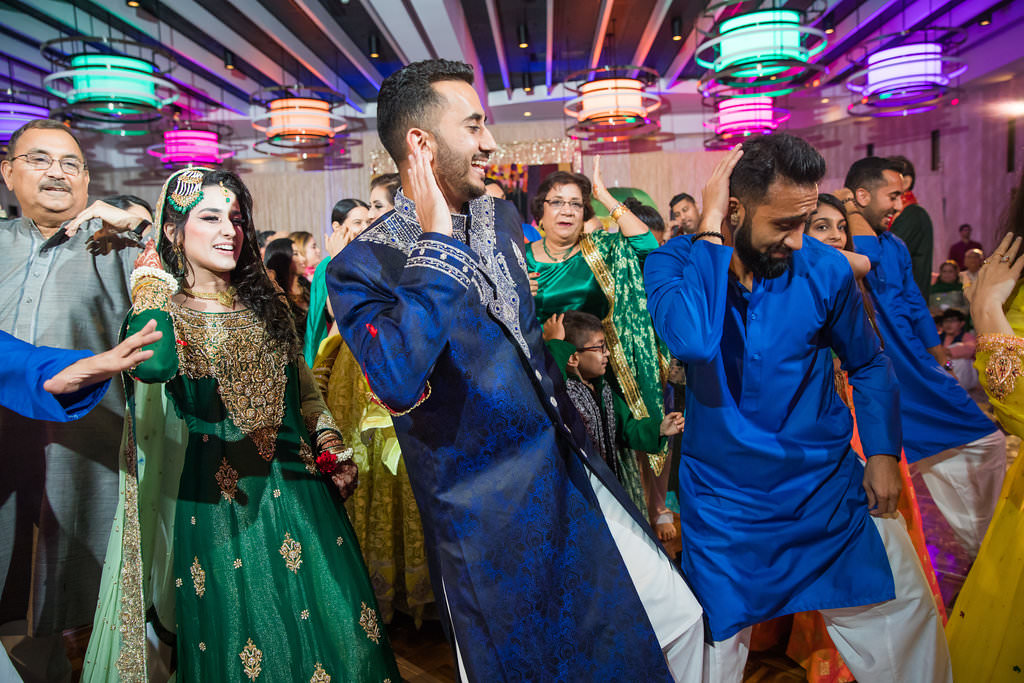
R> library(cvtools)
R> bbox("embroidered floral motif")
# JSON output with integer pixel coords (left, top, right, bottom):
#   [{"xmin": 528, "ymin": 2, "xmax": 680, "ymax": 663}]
[
  {"xmin": 301, "ymin": 609, "xmax": 310, "ymax": 620},
  {"xmin": 190, "ymin": 516, "xmax": 196, "ymax": 526},
  {"xmin": 233, "ymin": 558, "xmax": 242, "ymax": 569},
  {"xmin": 215, "ymin": 457, "xmax": 239, "ymax": 501},
  {"xmin": 280, "ymin": 533, "xmax": 302, "ymax": 573},
  {"xmin": 310, "ymin": 662, "xmax": 331, "ymax": 683},
  {"xmin": 336, "ymin": 536, "xmax": 344, "ymax": 546},
  {"xmin": 198, "ymin": 642, "xmax": 206, "ymax": 652},
  {"xmin": 298, "ymin": 440, "xmax": 317, "ymax": 475},
  {"xmin": 131, "ymin": 276, "xmax": 173, "ymax": 314},
  {"xmin": 191, "ymin": 557, "xmax": 206, "ymax": 597},
  {"xmin": 273, "ymin": 489, "xmax": 281, "ymax": 498},
  {"xmin": 171, "ymin": 304, "xmax": 288, "ymax": 461},
  {"xmin": 175, "ymin": 578, "xmax": 182, "ymax": 588},
  {"xmin": 359, "ymin": 602, "xmax": 382, "ymax": 644},
  {"xmin": 239, "ymin": 638, "xmax": 263, "ymax": 680},
  {"xmin": 115, "ymin": 417, "xmax": 145, "ymax": 682}
]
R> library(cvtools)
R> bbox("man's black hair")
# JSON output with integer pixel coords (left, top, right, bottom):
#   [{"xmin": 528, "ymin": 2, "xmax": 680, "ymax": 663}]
[
  {"xmin": 7, "ymin": 119, "xmax": 84, "ymax": 159},
  {"xmin": 888, "ymin": 155, "xmax": 916, "ymax": 190},
  {"xmin": 729, "ymin": 133, "xmax": 826, "ymax": 206},
  {"xmin": 257, "ymin": 230, "xmax": 276, "ymax": 248},
  {"xmin": 669, "ymin": 192, "xmax": 696, "ymax": 209},
  {"xmin": 624, "ymin": 197, "xmax": 665, "ymax": 234},
  {"xmin": 103, "ymin": 193, "xmax": 153, "ymax": 216},
  {"xmin": 844, "ymin": 156, "xmax": 904, "ymax": 194},
  {"xmin": 484, "ymin": 177, "xmax": 504, "ymax": 189},
  {"xmin": 376, "ymin": 59, "xmax": 475, "ymax": 163},
  {"xmin": 959, "ymin": 223, "xmax": 971, "ymax": 231}
]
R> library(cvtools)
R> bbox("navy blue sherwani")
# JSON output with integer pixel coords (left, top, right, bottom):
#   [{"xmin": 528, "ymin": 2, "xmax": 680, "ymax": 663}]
[{"xmin": 327, "ymin": 191, "xmax": 677, "ymax": 681}]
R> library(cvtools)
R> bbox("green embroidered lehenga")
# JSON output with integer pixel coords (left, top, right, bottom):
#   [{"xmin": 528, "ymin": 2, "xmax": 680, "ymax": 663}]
[{"xmin": 83, "ymin": 297, "xmax": 400, "ymax": 682}]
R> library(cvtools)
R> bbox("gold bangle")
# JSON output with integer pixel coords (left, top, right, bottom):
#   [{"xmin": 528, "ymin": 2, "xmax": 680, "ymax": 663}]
[{"xmin": 610, "ymin": 203, "xmax": 629, "ymax": 221}]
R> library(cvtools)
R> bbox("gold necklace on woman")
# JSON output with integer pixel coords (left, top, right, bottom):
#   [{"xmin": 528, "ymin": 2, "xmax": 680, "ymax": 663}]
[
  {"xmin": 183, "ymin": 285, "xmax": 237, "ymax": 309},
  {"xmin": 541, "ymin": 237, "xmax": 577, "ymax": 262}
]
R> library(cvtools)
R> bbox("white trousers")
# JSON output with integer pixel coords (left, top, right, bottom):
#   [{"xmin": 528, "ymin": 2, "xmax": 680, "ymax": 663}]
[
  {"xmin": 702, "ymin": 515, "xmax": 952, "ymax": 683},
  {"xmin": 915, "ymin": 429, "xmax": 1006, "ymax": 559},
  {"xmin": 588, "ymin": 472, "xmax": 705, "ymax": 682}
]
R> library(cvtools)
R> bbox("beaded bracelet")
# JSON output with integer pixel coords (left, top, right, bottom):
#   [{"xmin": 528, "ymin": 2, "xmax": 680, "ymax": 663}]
[
  {"xmin": 693, "ymin": 231, "xmax": 725, "ymax": 242},
  {"xmin": 977, "ymin": 334, "xmax": 1024, "ymax": 401}
]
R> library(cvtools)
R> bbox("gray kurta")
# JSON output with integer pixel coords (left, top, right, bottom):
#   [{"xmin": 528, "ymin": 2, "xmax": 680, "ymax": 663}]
[{"xmin": 0, "ymin": 216, "xmax": 139, "ymax": 633}]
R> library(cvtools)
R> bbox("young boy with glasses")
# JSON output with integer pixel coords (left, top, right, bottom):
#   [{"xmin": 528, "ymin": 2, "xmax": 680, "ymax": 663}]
[{"xmin": 544, "ymin": 310, "xmax": 684, "ymax": 513}]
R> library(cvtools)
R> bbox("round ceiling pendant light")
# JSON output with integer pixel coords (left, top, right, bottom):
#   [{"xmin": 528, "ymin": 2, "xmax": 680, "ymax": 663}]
[
  {"xmin": 703, "ymin": 96, "xmax": 790, "ymax": 149},
  {"xmin": 845, "ymin": 29, "xmax": 967, "ymax": 117},
  {"xmin": 0, "ymin": 101, "xmax": 51, "ymax": 143},
  {"xmin": 41, "ymin": 37, "xmax": 179, "ymax": 125},
  {"xmin": 563, "ymin": 66, "xmax": 663, "ymax": 142},
  {"xmin": 250, "ymin": 86, "xmax": 348, "ymax": 156},
  {"xmin": 146, "ymin": 121, "xmax": 237, "ymax": 166},
  {"xmin": 696, "ymin": 2, "xmax": 828, "ymax": 98}
]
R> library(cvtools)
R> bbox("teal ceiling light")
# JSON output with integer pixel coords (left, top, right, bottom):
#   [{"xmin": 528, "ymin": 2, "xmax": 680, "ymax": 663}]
[
  {"xmin": 41, "ymin": 37, "xmax": 179, "ymax": 126},
  {"xmin": 696, "ymin": 2, "xmax": 828, "ymax": 98}
]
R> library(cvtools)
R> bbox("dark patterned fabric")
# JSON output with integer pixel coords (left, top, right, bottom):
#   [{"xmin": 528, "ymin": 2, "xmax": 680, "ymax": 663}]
[{"xmin": 327, "ymin": 193, "xmax": 675, "ymax": 681}]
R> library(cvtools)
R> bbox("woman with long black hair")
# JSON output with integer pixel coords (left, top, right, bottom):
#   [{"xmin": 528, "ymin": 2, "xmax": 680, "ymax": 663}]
[{"xmin": 82, "ymin": 167, "xmax": 399, "ymax": 682}]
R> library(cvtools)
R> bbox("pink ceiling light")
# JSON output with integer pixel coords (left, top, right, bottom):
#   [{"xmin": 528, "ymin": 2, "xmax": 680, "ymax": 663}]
[
  {"xmin": 704, "ymin": 96, "xmax": 789, "ymax": 149},
  {"xmin": 0, "ymin": 103, "xmax": 50, "ymax": 142},
  {"xmin": 147, "ymin": 128, "xmax": 235, "ymax": 166}
]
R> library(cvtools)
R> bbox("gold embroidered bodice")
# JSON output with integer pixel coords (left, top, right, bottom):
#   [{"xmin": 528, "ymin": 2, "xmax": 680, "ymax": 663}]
[{"xmin": 170, "ymin": 303, "xmax": 289, "ymax": 460}]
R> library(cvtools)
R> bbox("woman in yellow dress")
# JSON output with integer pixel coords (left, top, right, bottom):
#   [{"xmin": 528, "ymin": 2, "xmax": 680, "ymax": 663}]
[{"xmin": 946, "ymin": 179, "xmax": 1024, "ymax": 681}]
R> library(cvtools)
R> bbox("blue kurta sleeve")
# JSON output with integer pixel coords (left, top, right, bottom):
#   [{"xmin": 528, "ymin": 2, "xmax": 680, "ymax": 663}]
[
  {"xmin": 644, "ymin": 236, "xmax": 733, "ymax": 364},
  {"xmin": 897, "ymin": 239, "xmax": 941, "ymax": 347},
  {"xmin": 852, "ymin": 233, "xmax": 882, "ymax": 269},
  {"xmin": 825, "ymin": 266, "xmax": 901, "ymax": 457},
  {"xmin": 0, "ymin": 331, "xmax": 108, "ymax": 422},
  {"xmin": 327, "ymin": 233, "xmax": 475, "ymax": 413}
]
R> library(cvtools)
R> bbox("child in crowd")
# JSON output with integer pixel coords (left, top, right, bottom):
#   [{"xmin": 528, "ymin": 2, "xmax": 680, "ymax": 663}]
[{"xmin": 544, "ymin": 310, "xmax": 684, "ymax": 513}]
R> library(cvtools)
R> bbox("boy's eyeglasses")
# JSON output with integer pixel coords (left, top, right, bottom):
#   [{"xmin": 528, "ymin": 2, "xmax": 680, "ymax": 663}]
[{"xmin": 576, "ymin": 341, "xmax": 608, "ymax": 353}]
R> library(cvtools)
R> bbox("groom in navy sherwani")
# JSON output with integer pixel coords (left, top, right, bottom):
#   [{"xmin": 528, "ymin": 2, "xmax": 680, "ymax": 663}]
[{"xmin": 327, "ymin": 59, "xmax": 704, "ymax": 681}]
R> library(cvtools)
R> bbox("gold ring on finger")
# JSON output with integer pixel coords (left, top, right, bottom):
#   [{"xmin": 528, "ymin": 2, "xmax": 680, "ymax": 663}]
[{"xmin": 1002, "ymin": 255, "xmax": 1012, "ymax": 263}]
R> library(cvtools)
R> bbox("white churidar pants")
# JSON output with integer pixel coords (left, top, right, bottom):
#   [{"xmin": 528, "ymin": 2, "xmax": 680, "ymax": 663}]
[
  {"xmin": 915, "ymin": 429, "xmax": 1006, "ymax": 559},
  {"xmin": 702, "ymin": 515, "xmax": 952, "ymax": 683},
  {"xmin": 588, "ymin": 472, "xmax": 705, "ymax": 682}
]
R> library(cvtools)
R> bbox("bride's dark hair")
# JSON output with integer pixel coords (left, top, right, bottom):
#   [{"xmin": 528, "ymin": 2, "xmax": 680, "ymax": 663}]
[{"xmin": 159, "ymin": 169, "xmax": 300, "ymax": 357}]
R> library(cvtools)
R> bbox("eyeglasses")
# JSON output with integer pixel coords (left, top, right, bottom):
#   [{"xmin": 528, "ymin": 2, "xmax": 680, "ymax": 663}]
[
  {"xmin": 545, "ymin": 199, "xmax": 585, "ymax": 213},
  {"xmin": 576, "ymin": 341, "xmax": 608, "ymax": 354},
  {"xmin": 10, "ymin": 152, "xmax": 86, "ymax": 177}
]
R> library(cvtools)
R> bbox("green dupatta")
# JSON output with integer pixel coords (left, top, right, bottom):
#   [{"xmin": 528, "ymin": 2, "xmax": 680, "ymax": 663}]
[
  {"xmin": 579, "ymin": 229, "xmax": 670, "ymax": 473},
  {"xmin": 303, "ymin": 259, "xmax": 331, "ymax": 367}
]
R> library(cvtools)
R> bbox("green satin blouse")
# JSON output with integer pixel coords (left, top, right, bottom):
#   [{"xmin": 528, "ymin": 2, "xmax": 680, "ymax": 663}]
[{"xmin": 526, "ymin": 232, "xmax": 660, "ymax": 322}]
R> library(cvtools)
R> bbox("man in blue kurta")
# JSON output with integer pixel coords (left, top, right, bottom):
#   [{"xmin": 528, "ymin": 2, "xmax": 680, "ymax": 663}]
[
  {"xmin": 646, "ymin": 135, "xmax": 950, "ymax": 683},
  {"xmin": 844, "ymin": 157, "xmax": 1005, "ymax": 559},
  {"xmin": 327, "ymin": 59, "xmax": 704, "ymax": 681}
]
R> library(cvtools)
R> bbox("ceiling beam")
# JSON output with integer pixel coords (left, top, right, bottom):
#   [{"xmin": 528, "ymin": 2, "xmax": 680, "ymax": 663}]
[
  {"xmin": 483, "ymin": 0, "xmax": 512, "ymax": 96},
  {"xmin": 589, "ymin": 0, "xmax": 615, "ymax": 70},
  {"xmin": 289, "ymin": 0, "xmax": 384, "ymax": 90},
  {"xmin": 364, "ymin": 0, "xmax": 433, "ymax": 62},
  {"xmin": 217, "ymin": 0, "xmax": 364, "ymax": 107},
  {"xmin": 630, "ymin": 0, "xmax": 673, "ymax": 71},
  {"xmin": 411, "ymin": 0, "xmax": 492, "ymax": 117},
  {"xmin": 545, "ymin": 0, "xmax": 554, "ymax": 94},
  {"xmin": 358, "ymin": 0, "xmax": 409, "ymax": 65},
  {"xmin": 5, "ymin": 0, "xmax": 249, "ymax": 113},
  {"xmin": 662, "ymin": 1, "xmax": 725, "ymax": 89}
]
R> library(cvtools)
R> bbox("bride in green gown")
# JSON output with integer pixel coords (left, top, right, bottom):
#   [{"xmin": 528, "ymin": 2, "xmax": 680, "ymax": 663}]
[{"xmin": 82, "ymin": 167, "xmax": 399, "ymax": 682}]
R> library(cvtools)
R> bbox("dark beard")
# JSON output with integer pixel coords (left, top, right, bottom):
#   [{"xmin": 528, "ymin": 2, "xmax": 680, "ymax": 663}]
[
  {"xmin": 733, "ymin": 215, "xmax": 793, "ymax": 280},
  {"xmin": 434, "ymin": 135, "xmax": 486, "ymax": 203}
]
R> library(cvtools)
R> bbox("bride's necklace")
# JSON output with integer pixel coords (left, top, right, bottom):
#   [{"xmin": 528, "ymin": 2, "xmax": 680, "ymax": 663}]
[
  {"xmin": 183, "ymin": 285, "xmax": 237, "ymax": 309},
  {"xmin": 542, "ymin": 237, "xmax": 577, "ymax": 262}
]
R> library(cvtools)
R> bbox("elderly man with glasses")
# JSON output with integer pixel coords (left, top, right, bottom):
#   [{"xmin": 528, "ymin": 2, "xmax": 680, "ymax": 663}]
[{"xmin": 0, "ymin": 119, "xmax": 148, "ymax": 681}]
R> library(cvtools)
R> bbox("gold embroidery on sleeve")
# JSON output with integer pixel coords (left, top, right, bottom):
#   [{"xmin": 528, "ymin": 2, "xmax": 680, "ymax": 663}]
[
  {"xmin": 239, "ymin": 638, "xmax": 263, "ymax": 680},
  {"xmin": 215, "ymin": 457, "xmax": 239, "ymax": 501},
  {"xmin": 359, "ymin": 602, "xmax": 382, "ymax": 644},
  {"xmin": 279, "ymin": 533, "xmax": 303, "ymax": 573},
  {"xmin": 191, "ymin": 557, "xmax": 206, "ymax": 597}
]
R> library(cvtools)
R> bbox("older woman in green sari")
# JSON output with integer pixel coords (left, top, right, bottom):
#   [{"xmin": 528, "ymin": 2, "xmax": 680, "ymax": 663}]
[{"xmin": 525, "ymin": 158, "xmax": 669, "ymax": 519}]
